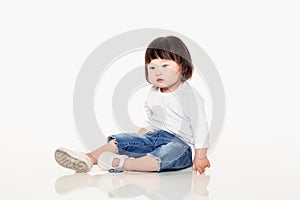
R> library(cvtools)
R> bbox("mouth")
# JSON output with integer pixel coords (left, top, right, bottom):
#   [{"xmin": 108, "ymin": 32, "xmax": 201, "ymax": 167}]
[{"xmin": 156, "ymin": 78, "xmax": 164, "ymax": 83}]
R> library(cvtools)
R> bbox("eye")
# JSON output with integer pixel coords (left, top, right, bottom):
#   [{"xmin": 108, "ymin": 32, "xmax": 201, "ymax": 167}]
[
  {"xmin": 162, "ymin": 64, "xmax": 168, "ymax": 68},
  {"xmin": 148, "ymin": 66, "xmax": 155, "ymax": 70}
]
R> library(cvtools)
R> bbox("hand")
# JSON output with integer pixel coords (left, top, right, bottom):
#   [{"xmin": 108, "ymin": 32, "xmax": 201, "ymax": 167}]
[{"xmin": 192, "ymin": 156, "xmax": 210, "ymax": 175}]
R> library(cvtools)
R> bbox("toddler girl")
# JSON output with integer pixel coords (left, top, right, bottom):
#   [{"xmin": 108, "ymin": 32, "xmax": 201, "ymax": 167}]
[{"xmin": 55, "ymin": 36, "xmax": 210, "ymax": 174}]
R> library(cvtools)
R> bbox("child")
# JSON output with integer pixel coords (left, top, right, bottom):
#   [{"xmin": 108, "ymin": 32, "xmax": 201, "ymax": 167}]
[{"xmin": 55, "ymin": 36, "xmax": 210, "ymax": 174}]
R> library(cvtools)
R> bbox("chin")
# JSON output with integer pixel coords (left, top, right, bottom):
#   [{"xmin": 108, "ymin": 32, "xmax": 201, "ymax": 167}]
[
  {"xmin": 155, "ymin": 84, "xmax": 168, "ymax": 88},
  {"xmin": 151, "ymin": 81, "xmax": 162, "ymax": 87}
]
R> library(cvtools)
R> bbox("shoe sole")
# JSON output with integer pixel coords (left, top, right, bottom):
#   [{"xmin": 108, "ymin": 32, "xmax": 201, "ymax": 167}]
[{"xmin": 55, "ymin": 149, "xmax": 90, "ymax": 173}]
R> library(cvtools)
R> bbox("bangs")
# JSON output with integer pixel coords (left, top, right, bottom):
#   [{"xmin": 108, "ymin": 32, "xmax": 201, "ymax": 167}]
[{"xmin": 145, "ymin": 48, "xmax": 178, "ymax": 64}]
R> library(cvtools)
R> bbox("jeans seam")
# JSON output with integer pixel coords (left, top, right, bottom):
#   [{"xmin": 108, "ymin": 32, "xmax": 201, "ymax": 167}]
[{"xmin": 153, "ymin": 132, "xmax": 160, "ymax": 147}]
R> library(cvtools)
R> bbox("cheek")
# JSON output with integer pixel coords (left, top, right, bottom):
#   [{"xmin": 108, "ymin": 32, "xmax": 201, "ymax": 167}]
[
  {"xmin": 165, "ymin": 68, "xmax": 181, "ymax": 76},
  {"xmin": 166, "ymin": 70, "xmax": 182, "ymax": 81},
  {"xmin": 147, "ymin": 71, "xmax": 155, "ymax": 82}
]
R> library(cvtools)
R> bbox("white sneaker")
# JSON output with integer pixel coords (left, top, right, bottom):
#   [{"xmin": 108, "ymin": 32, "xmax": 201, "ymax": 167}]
[
  {"xmin": 98, "ymin": 151, "xmax": 129, "ymax": 172},
  {"xmin": 55, "ymin": 147, "xmax": 94, "ymax": 173}
]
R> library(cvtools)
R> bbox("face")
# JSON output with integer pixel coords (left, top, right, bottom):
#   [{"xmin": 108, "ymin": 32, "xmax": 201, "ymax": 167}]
[{"xmin": 147, "ymin": 59, "xmax": 183, "ymax": 93}]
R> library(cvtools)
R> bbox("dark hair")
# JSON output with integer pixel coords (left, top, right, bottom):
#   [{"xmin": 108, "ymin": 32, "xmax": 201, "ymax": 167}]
[{"xmin": 144, "ymin": 36, "xmax": 194, "ymax": 83}]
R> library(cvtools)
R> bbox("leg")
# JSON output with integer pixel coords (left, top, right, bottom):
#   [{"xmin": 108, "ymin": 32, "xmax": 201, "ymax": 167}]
[
  {"xmin": 124, "ymin": 156, "xmax": 159, "ymax": 171},
  {"xmin": 108, "ymin": 140, "xmax": 191, "ymax": 172},
  {"xmin": 98, "ymin": 131, "xmax": 191, "ymax": 172},
  {"xmin": 88, "ymin": 131, "xmax": 157, "ymax": 164},
  {"xmin": 112, "ymin": 155, "xmax": 159, "ymax": 172},
  {"xmin": 97, "ymin": 132, "xmax": 160, "ymax": 171},
  {"xmin": 145, "ymin": 131, "xmax": 193, "ymax": 172},
  {"xmin": 55, "ymin": 140, "xmax": 117, "ymax": 172},
  {"xmin": 87, "ymin": 139, "xmax": 117, "ymax": 164},
  {"xmin": 150, "ymin": 141, "xmax": 192, "ymax": 171}
]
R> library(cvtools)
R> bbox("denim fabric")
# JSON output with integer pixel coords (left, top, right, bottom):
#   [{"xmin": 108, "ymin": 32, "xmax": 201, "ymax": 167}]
[{"xmin": 108, "ymin": 130, "xmax": 192, "ymax": 172}]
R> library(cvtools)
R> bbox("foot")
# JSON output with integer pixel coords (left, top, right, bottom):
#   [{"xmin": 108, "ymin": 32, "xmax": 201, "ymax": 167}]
[
  {"xmin": 98, "ymin": 151, "xmax": 129, "ymax": 172},
  {"xmin": 112, "ymin": 157, "xmax": 123, "ymax": 168},
  {"xmin": 55, "ymin": 147, "xmax": 94, "ymax": 173}
]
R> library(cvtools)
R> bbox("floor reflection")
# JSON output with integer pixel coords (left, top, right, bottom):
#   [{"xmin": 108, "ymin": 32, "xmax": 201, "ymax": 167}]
[{"xmin": 55, "ymin": 168, "xmax": 210, "ymax": 200}]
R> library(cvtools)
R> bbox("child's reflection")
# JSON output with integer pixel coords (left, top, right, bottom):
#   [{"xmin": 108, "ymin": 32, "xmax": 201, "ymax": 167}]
[{"xmin": 55, "ymin": 169, "xmax": 210, "ymax": 200}]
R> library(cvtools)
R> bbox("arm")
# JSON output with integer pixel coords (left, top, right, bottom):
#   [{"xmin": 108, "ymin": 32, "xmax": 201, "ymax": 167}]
[
  {"xmin": 189, "ymin": 89, "xmax": 210, "ymax": 174},
  {"xmin": 193, "ymin": 148, "xmax": 210, "ymax": 175}
]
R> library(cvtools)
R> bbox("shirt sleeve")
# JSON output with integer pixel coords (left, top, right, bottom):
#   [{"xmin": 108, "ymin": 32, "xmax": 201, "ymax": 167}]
[
  {"xmin": 189, "ymin": 89, "xmax": 209, "ymax": 149},
  {"xmin": 142, "ymin": 101, "xmax": 152, "ymax": 131}
]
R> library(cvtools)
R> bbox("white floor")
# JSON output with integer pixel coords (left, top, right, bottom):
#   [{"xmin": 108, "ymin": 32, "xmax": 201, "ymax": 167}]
[
  {"xmin": 1, "ymin": 127, "xmax": 298, "ymax": 200},
  {"xmin": 1, "ymin": 1, "xmax": 300, "ymax": 199}
]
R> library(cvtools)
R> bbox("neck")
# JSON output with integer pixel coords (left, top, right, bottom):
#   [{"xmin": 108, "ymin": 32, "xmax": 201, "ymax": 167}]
[{"xmin": 160, "ymin": 81, "xmax": 183, "ymax": 93}]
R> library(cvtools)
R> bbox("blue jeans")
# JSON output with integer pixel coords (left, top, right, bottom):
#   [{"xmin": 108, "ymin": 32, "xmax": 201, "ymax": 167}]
[{"xmin": 108, "ymin": 130, "xmax": 192, "ymax": 172}]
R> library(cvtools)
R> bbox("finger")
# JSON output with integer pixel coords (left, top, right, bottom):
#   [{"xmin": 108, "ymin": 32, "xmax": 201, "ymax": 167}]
[
  {"xmin": 201, "ymin": 167, "xmax": 206, "ymax": 174},
  {"xmin": 198, "ymin": 167, "xmax": 203, "ymax": 175},
  {"xmin": 192, "ymin": 164, "xmax": 197, "ymax": 173},
  {"xmin": 192, "ymin": 163, "xmax": 196, "ymax": 170}
]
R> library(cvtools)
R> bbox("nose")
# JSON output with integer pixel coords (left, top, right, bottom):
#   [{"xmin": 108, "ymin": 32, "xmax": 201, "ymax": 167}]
[{"xmin": 155, "ymin": 66, "xmax": 162, "ymax": 76}]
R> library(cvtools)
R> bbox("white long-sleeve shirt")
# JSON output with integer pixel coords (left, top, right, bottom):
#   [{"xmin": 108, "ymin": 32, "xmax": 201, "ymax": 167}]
[{"xmin": 143, "ymin": 82, "xmax": 209, "ymax": 149}]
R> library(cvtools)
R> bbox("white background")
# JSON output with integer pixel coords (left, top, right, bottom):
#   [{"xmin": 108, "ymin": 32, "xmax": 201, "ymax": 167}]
[{"xmin": 0, "ymin": 0, "xmax": 299, "ymax": 200}]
